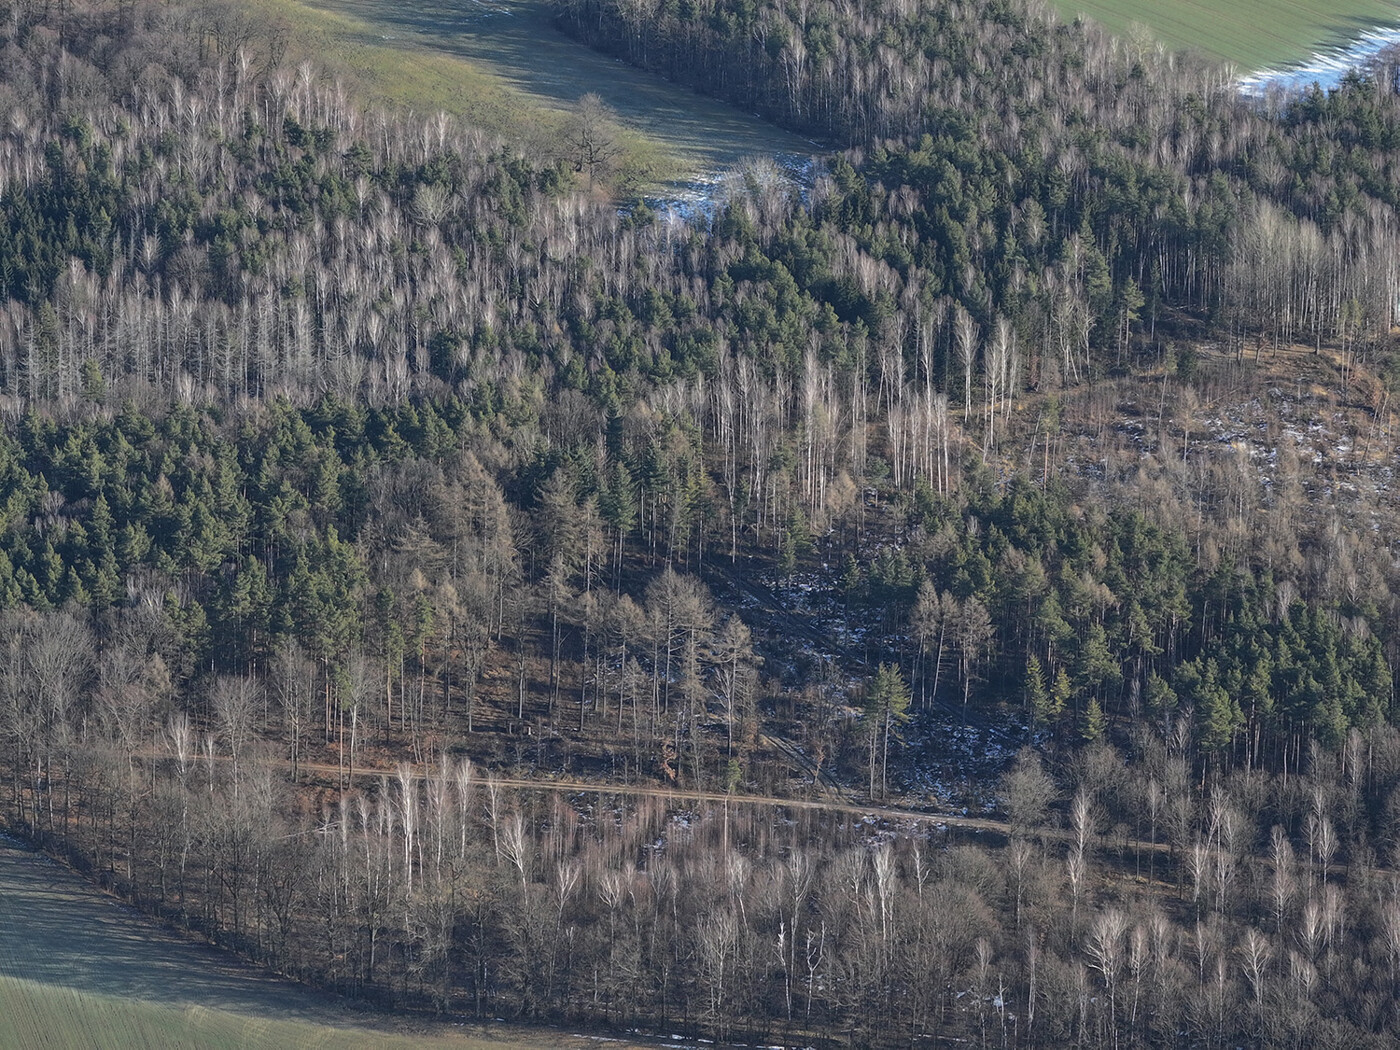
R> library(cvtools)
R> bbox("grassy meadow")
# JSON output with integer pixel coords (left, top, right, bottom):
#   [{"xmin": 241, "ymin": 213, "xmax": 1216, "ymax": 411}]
[
  {"xmin": 237, "ymin": 0, "xmax": 1400, "ymax": 179},
  {"xmin": 235, "ymin": 0, "xmax": 814, "ymax": 192},
  {"xmin": 1054, "ymin": 0, "xmax": 1400, "ymax": 70}
]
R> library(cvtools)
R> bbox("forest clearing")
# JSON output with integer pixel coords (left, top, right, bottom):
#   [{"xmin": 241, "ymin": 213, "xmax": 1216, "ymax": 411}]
[
  {"xmin": 230, "ymin": 0, "xmax": 816, "ymax": 196},
  {"xmin": 271, "ymin": 0, "xmax": 1400, "ymax": 103}
]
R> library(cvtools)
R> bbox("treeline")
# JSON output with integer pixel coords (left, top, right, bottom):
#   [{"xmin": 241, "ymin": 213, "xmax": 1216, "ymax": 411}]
[{"xmin": 10, "ymin": 662, "xmax": 1400, "ymax": 1048}]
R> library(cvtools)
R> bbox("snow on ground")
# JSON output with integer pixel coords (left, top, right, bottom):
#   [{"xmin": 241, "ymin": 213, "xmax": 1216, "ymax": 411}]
[
  {"xmin": 1240, "ymin": 25, "xmax": 1400, "ymax": 95},
  {"xmin": 641, "ymin": 153, "xmax": 822, "ymax": 224},
  {"xmin": 903, "ymin": 705, "xmax": 1028, "ymax": 811}
]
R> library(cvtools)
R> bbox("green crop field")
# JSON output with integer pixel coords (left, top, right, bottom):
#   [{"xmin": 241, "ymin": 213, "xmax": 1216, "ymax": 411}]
[
  {"xmin": 1055, "ymin": 0, "xmax": 1400, "ymax": 71},
  {"xmin": 0, "ymin": 838, "xmax": 665, "ymax": 1050}
]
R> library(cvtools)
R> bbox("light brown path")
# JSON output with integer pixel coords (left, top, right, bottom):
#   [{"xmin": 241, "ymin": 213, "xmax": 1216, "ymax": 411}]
[{"xmin": 298, "ymin": 755, "xmax": 1016, "ymax": 835}]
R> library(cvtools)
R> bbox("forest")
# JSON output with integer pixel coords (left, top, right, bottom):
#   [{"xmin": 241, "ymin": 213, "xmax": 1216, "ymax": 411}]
[{"xmin": 1, "ymin": 0, "xmax": 1400, "ymax": 1045}]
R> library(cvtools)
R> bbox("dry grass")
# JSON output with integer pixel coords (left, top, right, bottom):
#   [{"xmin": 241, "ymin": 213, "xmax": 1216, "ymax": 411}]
[
  {"xmin": 0, "ymin": 976, "xmax": 583, "ymax": 1050},
  {"xmin": 236, "ymin": 0, "xmax": 563, "ymax": 138}
]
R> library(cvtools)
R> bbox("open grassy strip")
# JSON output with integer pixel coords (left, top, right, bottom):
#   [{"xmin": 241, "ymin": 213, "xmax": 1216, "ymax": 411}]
[
  {"xmin": 233, "ymin": 0, "xmax": 563, "ymax": 138},
  {"xmin": 0, "ymin": 976, "xmax": 292, "ymax": 1050},
  {"xmin": 251, "ymin": 0, "xmax": 1398, "ymax": 144},
  {"xmin": 248, "ymin": 0, "xmax": 815, "ymax": 184},
  {"xmin": 228, "ymin": 0, "xmax": 684, "ymax": 189},
  {"xmin": 0, "ymin": 976, "xmax": 626, "ymax": 1050},
  {"xmin": 1054, "ymin": 0, "xmax": 1400, "ymax": 70}
]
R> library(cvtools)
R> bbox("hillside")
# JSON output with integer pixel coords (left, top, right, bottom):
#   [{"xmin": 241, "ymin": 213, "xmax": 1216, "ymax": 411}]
[{"xmin": 1, "ymin": 0, "xmax": 1400, "ymax": 1046}]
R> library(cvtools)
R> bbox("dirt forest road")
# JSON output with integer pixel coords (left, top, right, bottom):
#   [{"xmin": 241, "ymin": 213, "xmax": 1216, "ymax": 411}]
[
  {"xmin": 300, "ymin": 755, "xmax": 1400, "ymax": 887},
  {"xmin": 296, "ymin": 754, "xmax": 1017, "ymax": 837}
]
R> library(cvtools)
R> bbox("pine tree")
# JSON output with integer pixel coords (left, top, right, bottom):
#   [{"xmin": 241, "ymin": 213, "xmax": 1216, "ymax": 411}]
[
  {"xmin": 1026, "ymin": 654, "xmax": 1051, "ymax": 726},
  {"xmin": 1184, "ymin": 659, "xmax": 1243, "ymax": 753},
  {"xmin": 864, "ymin": 663, "xmax": 911, "ymax": 799},
  {"xmin": 1081, "ymin": 698, "xmax": 1107, "ymax": 743},
  {"xmin": 1051, "ymin": 666, "xmax": 1072, "ymax": 723}
]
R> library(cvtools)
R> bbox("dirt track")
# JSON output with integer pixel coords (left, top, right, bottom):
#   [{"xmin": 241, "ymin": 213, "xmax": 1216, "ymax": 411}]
[{"xmin": 296, "ymin": 754, "xmax": 1019, "ymax": 836}]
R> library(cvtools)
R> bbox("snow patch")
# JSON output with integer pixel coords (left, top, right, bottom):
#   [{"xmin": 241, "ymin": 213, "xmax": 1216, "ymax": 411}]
[
  {"xmin": 1240, "ymin": 26, "xmax": 1400, "ymax": 95},
  {"xmin": 642, "ymin": 153, "xmax": 822, "ymax": 224}
]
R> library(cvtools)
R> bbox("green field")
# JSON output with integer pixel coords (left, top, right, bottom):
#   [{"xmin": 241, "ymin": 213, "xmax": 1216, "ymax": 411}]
[
  {"xmin": 1055, "ymin": 0, "xmax": 1400, "ymax": 70},
  {"xmin": 0, "ymin": 838, "xmax": 664, "ymax": 1050},
  {"xmin": 0, "ymin": 977, "xmax": 566, "ymax": 1050},
  {"xmin": 242, "ymin": 0, "xmax": 685, "ymax": 187}
]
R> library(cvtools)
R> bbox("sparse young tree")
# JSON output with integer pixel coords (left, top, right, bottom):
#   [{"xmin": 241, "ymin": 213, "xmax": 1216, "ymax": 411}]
[
  {"xmin": 568, "ymin": 93, "xmax": 623, "ymax": 190},
  {"xmin": 863, "ymin": 663, "xmax": 911, "ymax": 799}
]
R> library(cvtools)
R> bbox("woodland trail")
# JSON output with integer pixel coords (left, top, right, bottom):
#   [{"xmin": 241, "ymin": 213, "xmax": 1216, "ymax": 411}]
[
  {"xmin": 294, "ymin": 755, "xmax": 1400, "ymax": 888},
  {"xmin": 296, "ymin": 753, "xmax": 1031, "ymax": 840}
]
